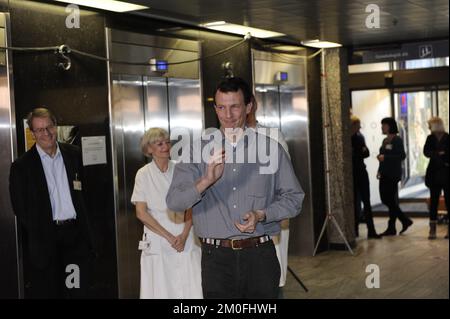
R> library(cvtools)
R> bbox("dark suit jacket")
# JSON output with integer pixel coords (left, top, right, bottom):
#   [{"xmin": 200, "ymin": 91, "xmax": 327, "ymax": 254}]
[
  {"xmin": 9, "ymin": 143, "xmax": 93, "ymax": 269},
  {"xmin": 424, "ymin": 133, "xmax": 449, "ymax": 188}
]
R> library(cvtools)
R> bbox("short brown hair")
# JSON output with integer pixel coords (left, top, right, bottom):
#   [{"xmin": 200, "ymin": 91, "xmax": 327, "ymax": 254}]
[{"xmin": 26, "ymin": 107, "xmax": 57, "ymax": 131}]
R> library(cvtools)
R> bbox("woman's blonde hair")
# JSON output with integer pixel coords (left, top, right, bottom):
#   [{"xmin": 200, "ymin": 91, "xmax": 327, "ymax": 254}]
[
  {"xmin": 427, "ymin": 117, "xmax": 445, "ymax": 133},
  {"xmin": 140, "ymin": 127, "xmax": 170, "ymax": 157},
  {"xmin": 350, "ymin": 115, "xmax": 360, "ymax": 125}
]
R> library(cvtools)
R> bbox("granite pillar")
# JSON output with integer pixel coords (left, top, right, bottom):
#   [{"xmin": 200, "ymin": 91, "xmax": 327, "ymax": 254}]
[{"xmin": 321, "ymin": 48, "xmax": 356, "ymax": 249}]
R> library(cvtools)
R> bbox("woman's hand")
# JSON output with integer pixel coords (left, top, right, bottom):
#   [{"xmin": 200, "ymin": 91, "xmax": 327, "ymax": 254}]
[
  {"xmin": 172, "ymin": 233, "xmax": 188, "ymax": 252},
  {"xmin": 165, "ymin": 233, "xmax": 177, "ymax": 246},
  {"xmin": 377, "ymin": 154, "xmax": 385, "ymax": 162}
]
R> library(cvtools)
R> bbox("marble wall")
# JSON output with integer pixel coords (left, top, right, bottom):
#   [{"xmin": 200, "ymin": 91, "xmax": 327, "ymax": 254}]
[{"xmin": 321, "ymin": 48, "xmax": 356, "ymax": 248}]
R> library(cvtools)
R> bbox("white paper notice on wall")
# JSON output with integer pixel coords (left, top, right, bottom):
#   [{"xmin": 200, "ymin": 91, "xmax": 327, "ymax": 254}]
[{"xmin": 81, "ymin": 136, "xmax": 107, "ymax": 166}]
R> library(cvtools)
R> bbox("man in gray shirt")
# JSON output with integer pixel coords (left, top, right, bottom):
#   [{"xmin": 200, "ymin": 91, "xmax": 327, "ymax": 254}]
[{"xmin": 166, "ymin": 77, "xmax": 304, "ymax": 298}]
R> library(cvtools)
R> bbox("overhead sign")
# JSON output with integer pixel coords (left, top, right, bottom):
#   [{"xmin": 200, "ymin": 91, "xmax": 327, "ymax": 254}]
[{"xmin": 362, "ymin": 40, "xmax": 448, "ymax": 63}]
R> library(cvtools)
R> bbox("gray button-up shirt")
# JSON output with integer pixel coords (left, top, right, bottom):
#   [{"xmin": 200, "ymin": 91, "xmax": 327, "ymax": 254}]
[{"xmin": 166, "ymin": 128, "xmax": 304, "ymax": 239}]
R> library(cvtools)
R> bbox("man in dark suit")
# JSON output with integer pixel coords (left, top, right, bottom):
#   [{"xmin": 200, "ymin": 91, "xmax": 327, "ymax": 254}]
[
  {"xmin": 351, "ymin": 115, "xmax": 381, "ymax": 239},
  {"xmin": 9, "ymin": 107, "xmax": 93, "ymax": 298}
]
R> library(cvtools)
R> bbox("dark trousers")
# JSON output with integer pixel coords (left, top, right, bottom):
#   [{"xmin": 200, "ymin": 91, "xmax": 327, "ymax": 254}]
[
  {"xmin": 353, "ymin": 169, "xmax": 377, "ymax": 235},
  {"xmin": 201, "ymin": 240, "xmax": 280, "ymax": 299},
  {"xmin": 429, "ymin": 183, "xmax": 450, "ymax": 221},
  {"xmin": 379, "ymin": 177, "xmax": 410, "ymax": 229},
  {"xmin": 24, "ymin": 221, "xmax": 91, "ymax": 299}
]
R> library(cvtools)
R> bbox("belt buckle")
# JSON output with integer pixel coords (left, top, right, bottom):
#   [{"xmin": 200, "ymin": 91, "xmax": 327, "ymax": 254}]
[{"xmin": 231, "ymin": 239, "xmax": 242, "ymax": 250}]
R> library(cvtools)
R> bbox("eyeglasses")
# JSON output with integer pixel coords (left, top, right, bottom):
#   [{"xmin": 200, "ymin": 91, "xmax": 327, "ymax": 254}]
[{"xmin": 33, "ymin": 125, "xmax": 56, "ymax": 135}]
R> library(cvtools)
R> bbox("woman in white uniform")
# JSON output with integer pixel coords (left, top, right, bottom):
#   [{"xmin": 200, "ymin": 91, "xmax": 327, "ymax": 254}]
[{"xmin": 131, "ymin": 128, "xmax": 202, "ymax": 299}]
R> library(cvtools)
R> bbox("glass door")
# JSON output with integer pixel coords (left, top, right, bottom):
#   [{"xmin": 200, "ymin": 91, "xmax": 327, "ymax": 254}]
[
  {"xmin": 352, "ymin": 87, "xmax": 449, "ymax": 207},
  {"xmin": 351, "ymin": 89, "xmax": 392, "ymax": 205},
  {"xmin": 438, "ymin": 90, "xmax": 449, "ymax": 131},
  {"xmin": 394, "ymin": 91, "xmax": 435, "ymax": 198}
]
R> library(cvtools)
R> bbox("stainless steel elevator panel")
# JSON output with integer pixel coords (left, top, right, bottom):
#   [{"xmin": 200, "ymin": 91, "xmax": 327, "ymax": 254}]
[
  {"xmin": 0, "ymin": 12, "xmax": 20, "ymax": 298},
  {"xmin": 107, "ymin": 28, "xmax": 203, "ymax": 298},
  {"xmin": 255, "ymin": 85, "xmax": 281, "ymax": 129},
  {"xmin": 278, "ymin": 86, "xmax": 314, "ymax": 255},
  {"xmin": 144, "ymin": 77, "xmax": 169, "ymax": 132},
  {"xmin": 109, "ymin": 29, "xmax": 200, "ymax": 79},
  {"xmin": 253, "ymin": 49, "xmax": 314, "ymax": 256},
  {"xmin": 168, "ymin": 79, "xmax": 202, "ymax": 135},
  {"xmin": 111, "ymin": 75, "xmax": 146, "ymax": 298}
]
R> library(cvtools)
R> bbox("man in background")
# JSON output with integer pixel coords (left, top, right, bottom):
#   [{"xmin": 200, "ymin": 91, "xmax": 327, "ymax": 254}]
[{"xmin": 9, "ymin": 107, "xmax": 93, "ymax": 298}]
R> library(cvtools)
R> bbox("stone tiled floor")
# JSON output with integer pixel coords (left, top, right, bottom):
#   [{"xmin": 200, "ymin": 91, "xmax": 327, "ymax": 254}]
[{"xmin": 283, "ymin": 217, "xmax": 449, "ymax": 299}]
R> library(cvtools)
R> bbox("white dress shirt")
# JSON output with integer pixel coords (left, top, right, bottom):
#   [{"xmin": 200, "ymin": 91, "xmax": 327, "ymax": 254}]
[{"xmin": 36, "ymin": 143, "xmax": 77, "ymax": 221}]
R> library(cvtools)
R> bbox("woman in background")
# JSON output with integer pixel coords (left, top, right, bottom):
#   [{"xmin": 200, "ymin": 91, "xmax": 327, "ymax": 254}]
[
  {"xmin": 424, "ymin": 117, "xmax": 449, "ymax": 239},
  {"xmin": 377, "ymin": 117, "xmax": 413, "ymax": 236},
  {"xmin": 131, "ymin": 128, "xmax": 202, "ymax": 299}
]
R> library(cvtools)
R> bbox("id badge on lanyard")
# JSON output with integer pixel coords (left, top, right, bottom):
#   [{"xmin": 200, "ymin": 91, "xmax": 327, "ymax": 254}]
[{"xmin": 73, "ymin": 173, "xmax": 82, "ymax": 191}]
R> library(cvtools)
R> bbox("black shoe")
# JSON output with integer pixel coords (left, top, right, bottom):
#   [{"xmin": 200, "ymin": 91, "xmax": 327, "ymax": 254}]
[
  {"xmin": 400, "ymin": 219, "xmax": 413, "ymax": 234},
  {"xmin": 380, "ymin": 229, "xmax": 396, "ymax": 236},
  {"xmin": 368, "ymin": 233, "xmax": 382, "ymax": 239}
]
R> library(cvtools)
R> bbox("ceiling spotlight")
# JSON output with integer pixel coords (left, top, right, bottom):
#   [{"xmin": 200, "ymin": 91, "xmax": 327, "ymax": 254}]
[
  {"xmin": 54, "ymin": 0, "xmax": 149, "ymax": 13},
  {"xmin": 301, "ymin": 39, "xmax": 342, "ymax": 48},
  {"xmin": 200, "ymin": 21, "xmax": 285, "ymax": 39}
]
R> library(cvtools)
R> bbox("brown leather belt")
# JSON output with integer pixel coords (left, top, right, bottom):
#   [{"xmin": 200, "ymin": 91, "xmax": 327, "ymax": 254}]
[{"xmin": 201, "ymin": 235, "xmax": 271, "ymax": 250}]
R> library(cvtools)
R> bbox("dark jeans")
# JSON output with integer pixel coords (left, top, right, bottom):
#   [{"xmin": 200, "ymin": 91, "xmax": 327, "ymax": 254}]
[
  {"xmin": 201, "ymin": 240, "xmax": 280, "ymax": 299},
  {"xmin": 25, "ymin": 221, "xmax": 92, "ymax": 299},
  {"xmin": 379, "ymin": 176, "xmax": 410, "ymax": 229},
  {"xmin": 429, "ymin": 183, "xmax": 450, "ymax": 221}
]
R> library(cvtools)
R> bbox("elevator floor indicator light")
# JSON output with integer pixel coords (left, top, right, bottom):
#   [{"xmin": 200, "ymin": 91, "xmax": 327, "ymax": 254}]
[
  {"xmin": 276, "ymin": 71, "xmax": 288, "ymax": 81},
  {"xmin": 150, "ymin": 58, "xmax": 168, "ymax": 72}
]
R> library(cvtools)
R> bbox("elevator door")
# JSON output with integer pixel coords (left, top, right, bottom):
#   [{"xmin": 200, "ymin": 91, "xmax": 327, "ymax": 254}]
[
  {"xmin": 255, "ymin": 84, "xmax": 313, "ymax": 256},
  {"xmin": 111, "ymin": 74, "xmax": 202, "ymax": 298},
  {"xmin": 0, "ymin": 12, "xmax": 20, "ymax": 299}
]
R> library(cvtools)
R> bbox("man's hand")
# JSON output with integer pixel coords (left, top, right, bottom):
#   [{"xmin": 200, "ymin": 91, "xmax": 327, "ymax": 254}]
[
  {"xmin": 377, "ymin": 154, "xmax": 385, "ymax": 162},
  {"xmin": 196, "ymin": 148, "xmax": 225, "ymax": 193},
  {"xmin": 205, "ymin": 148, "xmax": 225, "ymax": 184},
  {"xmin": 235, "ymin": 210, "xmax": 266, "ymax": 233}
]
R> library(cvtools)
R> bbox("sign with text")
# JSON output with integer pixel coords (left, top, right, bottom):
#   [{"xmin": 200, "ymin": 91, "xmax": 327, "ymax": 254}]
[
  {"xmin": 81, "ymin": 136, "xmax": 107, "ymax": 166},
  {"xmin": 362, "ymin": 40, "xmax": 448, "ymax": 63}
]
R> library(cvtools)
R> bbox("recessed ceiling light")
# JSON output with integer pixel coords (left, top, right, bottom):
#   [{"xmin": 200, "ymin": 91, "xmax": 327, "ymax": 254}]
[
  {"xmin": 54, "ymin": 0, "xmax": 149, "ymax": 12},
  {"xmin": 301, "ymin": 39, "xmax": 342, "ymax": 48},
  {"xmin": 200, "ymin": 21, "xmax": 285, "ymax": 39},
  {"xmin": 271, "ymin": 45, "xmax": 305, "ymax": 52}
]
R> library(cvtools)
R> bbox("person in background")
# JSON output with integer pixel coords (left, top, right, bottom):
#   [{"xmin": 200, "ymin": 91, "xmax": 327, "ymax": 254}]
[
  {"xmin": 423, "ymin": 117, "xmax": 449, "ymax": 239},
  {"xmin": 9, "ymin": 107, "xmax": 94, "ymax": 298},
  {"xmin": 131, "ymin": 128, "xmax": 202, "ymax": 299},
  {"xmin": 351, "ymin": 115, "xmax": 381, "ymax": 239},
  {"xmin": 246, "ymin": 94, "xmax": 292, "ymax": 296},
  {"xmin": 377, "ymin": 117, "xmax": 413, "ymax": 236}
]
